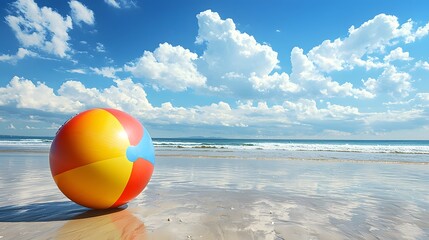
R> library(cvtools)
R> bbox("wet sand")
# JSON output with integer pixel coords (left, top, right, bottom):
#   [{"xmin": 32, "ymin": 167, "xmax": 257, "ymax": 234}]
[{"xmin": 1, "ymin": 151, "xmax": 428, "ymax": 239}]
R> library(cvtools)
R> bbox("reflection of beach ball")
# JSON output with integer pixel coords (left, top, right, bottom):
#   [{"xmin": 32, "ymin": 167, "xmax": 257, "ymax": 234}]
[
  {"xmin": 49, "ymin": 108, "xmax": 155, "ymax": 209},
  {"xmin": 56, "ymin": 208, "xmax": 146, "ymax": 239}
]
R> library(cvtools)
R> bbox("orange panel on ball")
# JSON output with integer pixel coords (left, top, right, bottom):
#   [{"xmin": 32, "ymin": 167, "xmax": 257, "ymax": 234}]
[
  {"xmin": 50, "ymin": 109, "xmax": 130, "ymax": 176},
  {"xmin": 53, "ymin": 156, "xmax": 133, "ymax": 209}
]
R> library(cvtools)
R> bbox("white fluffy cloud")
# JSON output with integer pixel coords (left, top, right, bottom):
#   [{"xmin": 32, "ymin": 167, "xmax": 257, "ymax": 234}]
[
  {"xmin": 124, "ymin": 10, "xmax": 281, "ymax": 95},
  {"xmin": 125, "ymin": 43, "xmax": 207, "ymax": 91},
  {"xmin": 284, "ymin": 14, "xmax": 429, "ymax": 100},
  {"xmin": 0, "ymin": 76, "xmax": 361, "ymax": 130},
  {"xmin": 415, "ymin": 61, "xmax": 429, "ymax": 70},
  {"xmin": 151, "ymin": 98, "xmax": 365, "ymax": 131},
  {"xmin": 2, "ymin": 75, "xmax": 428, "ymax": 137},
  {"xmin": 0, "ymin": 76, "xmax": 81, "ymax": 113},
  {"xmin": 91, "ymin": 66, "xmax": 122, "ymax": 78},
  {"xmin": 6, "ymin": 0, "xmax": 73, "ymax": 58},
  {"xmin": 290, "ymin": 47, "xmax": 374, "ymax": 99},
  {"xmin": 384, "ymin": 47, "xmax": 412, "ymax": 62},
  {"xmin": 0, "ymin": 48, "xmax": 37, "ymax": 63},
  {"xmin": 364, "ymin": 109, "xmax": 424, "ymax": 124},
  {"xmin": 104, "ymin": 0, "xmax": 120, "ymax": 8},
  {"xmin": 69, "ymin": 0, "xmax": 94, "ymax": 26},
  {"xmin": 196, "ymin": 10, "xmax": 279, "ymax": 77},
  {"xmin": 96, "ymin": 42, "xmax": 106, "ymax": 53},
  {"xmin": 143, "ymin": 100, "xmax": 291, "ymax": 128},
  {"xmin": 249, "ymin": 72, "xmax": 300, "ymax": 93},
  {"xmin": 195, "ymin": 10, "xmax": 279, "ymax": 91},
  {"xmin": 104, "ymin": 0, "xmax": 136, "ymax": 9},
  {"xmin": 119, "ymin": 10, "xmax": 428, "ymax": 101},
  {"xmin": 363, "ymin": 66, "xmax": 412, "ymax": 97},
  {"xmin": 58, "ymin": 78, "xmax": 153, "ymax": 114},
  {"xmin": 306, "ymin": 14, "xmax": 415, "ymax": 73},
  {"xmin": 67, "ymin": 68, "xmax": 86, "ymax": 74},
  {"xmin": 0, "ymin": 76, "xmax": 153, "ymax": 115},
  {"xmin": 405, "ymin": 21, "xmax": 429, "ymax": 43},
  {"xmin": 153, "ymin": 101, "xmax": 243, "ymax": 127},
  {"xmin": 416, "ymin": 93, "xmax": 429, "ymax": 102},
  {"xmin": 284, "ymin": 99, "xmax": 360, "ymax": 121}
]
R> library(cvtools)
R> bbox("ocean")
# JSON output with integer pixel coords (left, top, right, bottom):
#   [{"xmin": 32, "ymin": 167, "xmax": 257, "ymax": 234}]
[{"xmin": 1, "ymin": 135, "xmax": 428, "ymax": 163}]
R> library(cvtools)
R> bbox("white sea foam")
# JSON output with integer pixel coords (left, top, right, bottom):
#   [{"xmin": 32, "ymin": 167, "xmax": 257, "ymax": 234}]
[
  {"xmin": 0, "ymin": 139, "xmax": 52, "ymax": 146},
  {"xmin": 153, "ymin": 141, "xmax": 201, "ymax": 147},
  {"xmin": 243, "ymin": 142, "xmax": 429, "ymax": 154},
  {"xmin": 1, "ymin": 137, "xmax": 428, "ymax": 155},
  {"xmin": 153, "ymin": 141, "xmax": 429, "ymax": 154}
]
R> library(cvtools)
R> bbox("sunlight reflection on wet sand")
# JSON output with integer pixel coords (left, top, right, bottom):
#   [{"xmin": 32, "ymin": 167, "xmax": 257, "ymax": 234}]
[{"xmin": 0, "ymin": 152, "xmax": 428, "ymax": 239}]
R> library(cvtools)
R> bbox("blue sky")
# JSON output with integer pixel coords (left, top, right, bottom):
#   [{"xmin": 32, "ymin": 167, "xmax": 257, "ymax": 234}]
[{"xmin": 1, "ymin": 0, "xmax": 429, "ymax": 139}]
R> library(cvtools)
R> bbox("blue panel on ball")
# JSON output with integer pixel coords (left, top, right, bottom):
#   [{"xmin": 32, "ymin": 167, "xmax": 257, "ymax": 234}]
[{"xmin": 126, "ymin": 127, "xmax": 155, "ymax": 165}]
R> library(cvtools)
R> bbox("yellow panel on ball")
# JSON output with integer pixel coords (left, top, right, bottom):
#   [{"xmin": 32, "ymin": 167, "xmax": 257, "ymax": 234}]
[
  {"xmin": 54, "ymin": 156, "xmax": 133, "ymax": 209},
  {"xmin": 50, "ymin": 109, "xmax": 130, "ymax": 176}
]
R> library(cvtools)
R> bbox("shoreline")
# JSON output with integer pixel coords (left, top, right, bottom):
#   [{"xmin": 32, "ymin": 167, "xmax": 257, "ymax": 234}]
[{"xmin": 1, "ymin": 148, "xmax": 428, "ymax": 165}]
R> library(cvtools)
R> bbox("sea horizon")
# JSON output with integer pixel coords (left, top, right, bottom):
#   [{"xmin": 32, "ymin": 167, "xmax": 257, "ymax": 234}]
[{"xmin": 2, "ymin": 134, "xmax": 429, "ymax": 142}]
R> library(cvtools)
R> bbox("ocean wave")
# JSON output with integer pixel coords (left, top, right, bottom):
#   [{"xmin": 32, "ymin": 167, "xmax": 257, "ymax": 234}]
[
  {"xmin": 0, "ymin": 139, "xmax": 52, "ymax": 146},
  {"xmin": 155, "ymin": 153, "xmax": 429, "ymax": 165},
  {"xmin": 1, "ymin": 137, "xmax": 428, "ymax": 155},
  {"xmin": 153, "ymin": 141, "xmax": 202, "ymax": 146},
  {"xmin": 154, "ymin": 142, "xmax": 429, "ymax": 154}
]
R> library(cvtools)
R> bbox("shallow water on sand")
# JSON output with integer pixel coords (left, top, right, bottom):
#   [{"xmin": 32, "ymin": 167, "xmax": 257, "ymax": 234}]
[{"xmin": 0, "ymin": 151, "xmax": 428, "ymax": 239}]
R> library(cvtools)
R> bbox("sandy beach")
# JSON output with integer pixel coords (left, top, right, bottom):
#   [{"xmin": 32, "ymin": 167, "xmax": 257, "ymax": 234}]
[{"xmin": 1, "ymin": 147, "xmax": 428, "ymax": 240}]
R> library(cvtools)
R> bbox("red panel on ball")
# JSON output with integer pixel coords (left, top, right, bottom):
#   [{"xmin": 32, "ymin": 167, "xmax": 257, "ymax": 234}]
[
  {"xmin": 50, "ymin": 109, "xmax": 93, "ymax": 176},
  {"xmin": 111, "ymin": 158, "xmax": 154, "ymax": 208},
  {"xmin": 103, "ymin": 108, "xmax": 143, "ymax": 146}
]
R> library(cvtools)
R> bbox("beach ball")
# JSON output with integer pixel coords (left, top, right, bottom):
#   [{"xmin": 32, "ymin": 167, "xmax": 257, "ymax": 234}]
[{"xmin": 49, "ymin": 108, "xmax": 155, "ymax": 209}]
